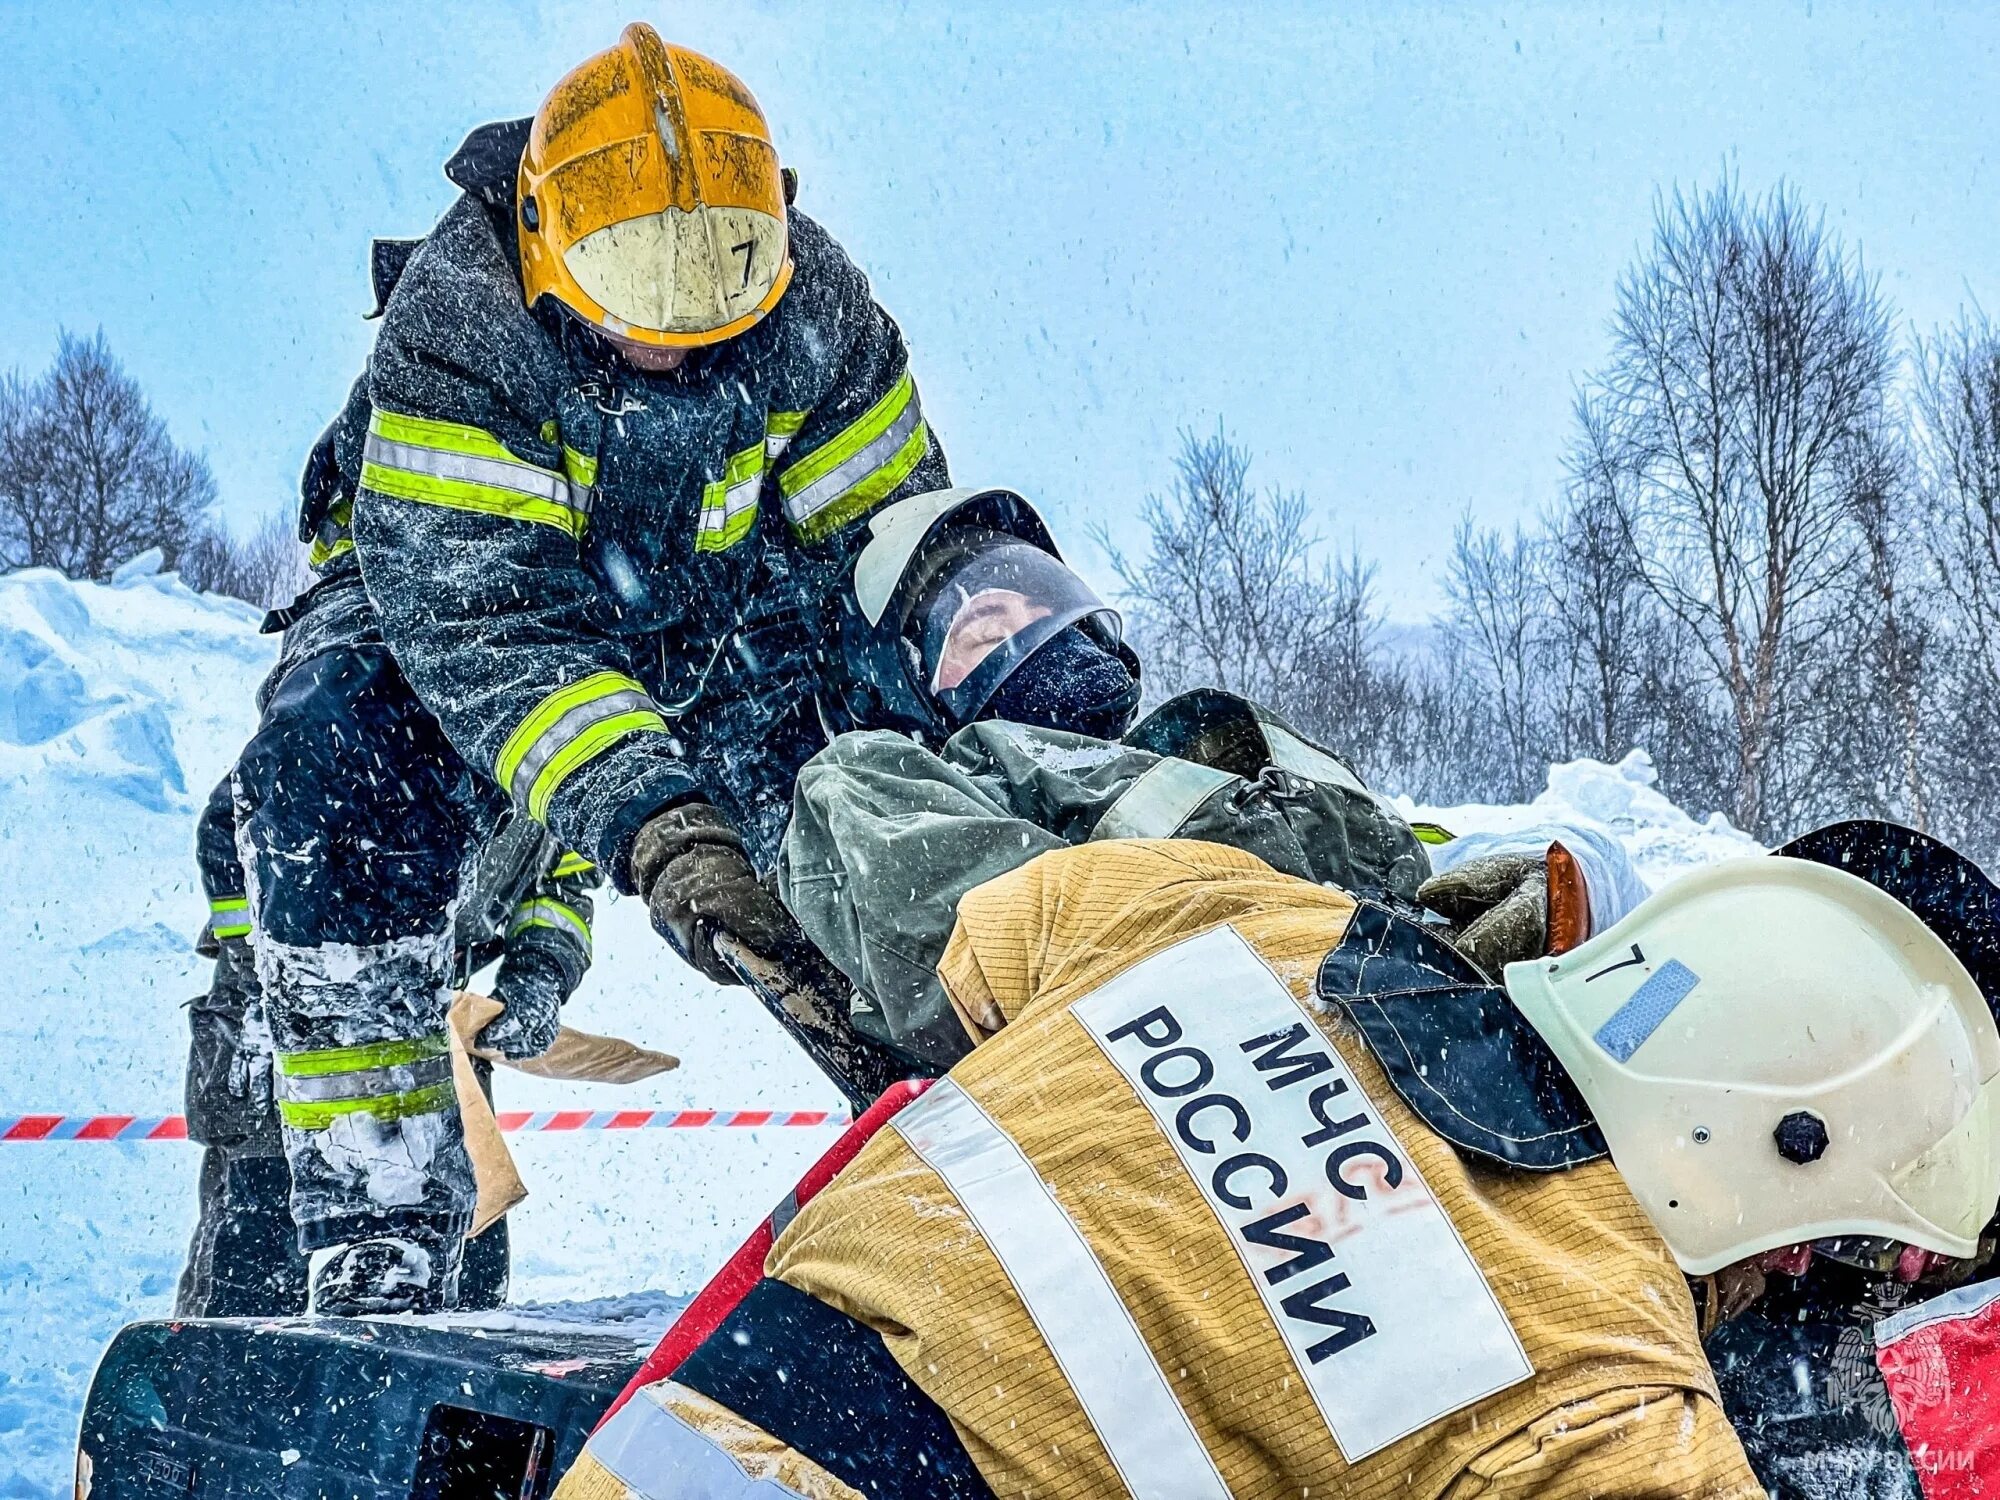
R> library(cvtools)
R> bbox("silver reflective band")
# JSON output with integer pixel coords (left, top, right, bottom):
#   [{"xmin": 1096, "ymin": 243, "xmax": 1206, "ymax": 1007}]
[
  {"xmin": 703, "ymin": 474, "xmax": 763, "ymax": 533},
  {"xmin": 362, "ymin": 433, "xmax": 587, "ymax": 514},
  {"xmin": 278, "ymin": 1054, "xmax": 453, "ymax": 1105},
  {"xmin": 1261, "ymin": 719, "xmax": 1372, "ymax": 796},
  {"xmin": 892, "ymin": 1079, "xmax": 1231, "ymax": 1500},
  {"xmin": 507, "ymin": 688, "xmax": 655, "ymax": 807},
  {"xmin": 1092, "ymin": 757, "xmax": 1239, "ymax": 842},
  {"xmin": 782, "ymin": 391, "xmax": 926, "ymax": 527},
  {"xmin": 586, "ymin": 1382, "xmax": 830, "ymax": 1500},
  {"xmin": 511, "ymin": 898, "xmax": 592, "ymax": 960}
]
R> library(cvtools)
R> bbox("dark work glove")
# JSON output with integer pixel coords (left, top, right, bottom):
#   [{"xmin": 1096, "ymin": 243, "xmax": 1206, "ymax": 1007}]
[
  {"xmin": 629, "ymin": 802, "xmax": 809, "ymax": 986},
  {"xmin": 1416, "ymin": 852, "xmax": 1549, "ymax": 978},
  {"xmin": 480, "ymin": 949, "xmax": 568, "ymax": 1060}
]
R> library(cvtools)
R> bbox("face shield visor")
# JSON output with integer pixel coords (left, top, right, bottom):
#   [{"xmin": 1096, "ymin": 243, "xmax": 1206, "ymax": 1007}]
[{"xmin": 908, "ymin": 533, "xmax": 1122, "ymax": 728}]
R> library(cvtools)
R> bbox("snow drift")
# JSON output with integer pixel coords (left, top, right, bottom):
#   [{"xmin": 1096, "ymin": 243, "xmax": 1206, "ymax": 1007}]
[{"xmin": 0, "ymin": 560, "xmax": 1755, "ymax": 1495}]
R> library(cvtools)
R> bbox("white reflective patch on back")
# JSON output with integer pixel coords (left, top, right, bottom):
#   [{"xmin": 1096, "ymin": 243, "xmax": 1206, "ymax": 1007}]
[
  {"xmin": 586, "ymin": 1381, "xmax": 827, "ymax": 1499},
  {"xmin": 1072, "ymin": 924, "xmax": 1534, "ymax": 1461},
  {"xmin": 893, "ymin": 1078, "xmax": 1230, "ymax": 1500}
]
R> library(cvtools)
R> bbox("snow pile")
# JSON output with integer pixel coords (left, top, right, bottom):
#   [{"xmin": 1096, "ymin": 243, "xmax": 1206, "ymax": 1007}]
[
  {"xmin": 1405, "ymin": 748, "xmax": 1765, "ymax": 891},
  {"xmin": 0, "ymin": 561, "xmax": 835, "ymax": 1496},
  {"xmin": 0, "ymin": 561, "xmax": 1753, "ymax": 1496}
]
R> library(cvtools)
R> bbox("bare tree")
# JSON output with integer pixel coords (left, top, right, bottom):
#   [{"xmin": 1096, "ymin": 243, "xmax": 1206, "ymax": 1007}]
[
  {"xmin": 1912, "ymin": 313, "xmax": 2000, "ymax": 706},
  {"xmin": 1100, "ymin": 427, "xmax": 1412, "ymax": 778},
  {"xmin": 1548, "ymin": 406, "xmax": 1674, "ymax": 765},
  {"xmin": 0, "ymin": 330, "xmax": 216, "ymax": 580},
  {"xmin": 1911, "ymin": 312, "xmax": 2000, "ymax": 855},
  {"xmin": 180, "ymin": 511, "xmax": 313, "ymax": 609},
  {"xmin": 1103, "ymin": 429, "xmax": 1328, "ymax": 708},
  {"xmin": 1583, "ymin": 179, "xmax": 1894, "ymax": 838},
  {"xmin": 1442, "ymin": 521, "xmax": 1548, "ymax": 801}
]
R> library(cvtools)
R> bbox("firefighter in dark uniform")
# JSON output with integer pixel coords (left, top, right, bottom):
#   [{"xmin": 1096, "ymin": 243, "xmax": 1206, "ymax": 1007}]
[{"xmin": 234, "ymin": 25, "xmax": 958, "ymax": 1313}]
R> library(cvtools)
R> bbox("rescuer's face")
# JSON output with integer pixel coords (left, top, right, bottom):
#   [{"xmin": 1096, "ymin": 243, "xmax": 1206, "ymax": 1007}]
[{"xmin": 601, "ymin": 329, "xmax": 692, "ymax": 374}]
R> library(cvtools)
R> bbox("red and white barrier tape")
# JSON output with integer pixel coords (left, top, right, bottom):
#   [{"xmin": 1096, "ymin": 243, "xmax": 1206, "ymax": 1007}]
[{"xmin": 0, "ymin": 1109, "xmax": 849, "ymax": 1142}]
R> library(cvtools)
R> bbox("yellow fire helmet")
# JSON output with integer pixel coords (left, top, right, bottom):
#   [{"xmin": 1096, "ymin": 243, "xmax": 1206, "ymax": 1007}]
[{"xmin": 517, "ymin": 23, "xmax": 793, "ymax": 349}]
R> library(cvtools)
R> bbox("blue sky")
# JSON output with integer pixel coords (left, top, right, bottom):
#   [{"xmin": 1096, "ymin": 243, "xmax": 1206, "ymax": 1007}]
[{"xmin": 5, "ymin": 1, "xmax": 1996, "ymax": 612}]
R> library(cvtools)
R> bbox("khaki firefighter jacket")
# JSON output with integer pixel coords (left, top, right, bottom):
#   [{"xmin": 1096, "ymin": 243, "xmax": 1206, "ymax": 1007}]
[
  {"xmin": 562, "ymin": 839, "xmax": 1764, "ymax": 1499},
  {"xmin": 769, "ymin": 840, "xmax": 1761, "ymax": 1498}
]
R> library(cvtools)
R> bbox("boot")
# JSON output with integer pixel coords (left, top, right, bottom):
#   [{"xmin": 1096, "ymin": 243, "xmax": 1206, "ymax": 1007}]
[{"xmin": 310, "ymin": 1231, "xmax": 462, "ymax": 1317}]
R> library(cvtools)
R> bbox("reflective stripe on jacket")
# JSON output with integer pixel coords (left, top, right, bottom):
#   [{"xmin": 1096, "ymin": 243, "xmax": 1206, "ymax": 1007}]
[{"xmin": 352, "ymin": 190, "xmax": 947, "ymax": 874}]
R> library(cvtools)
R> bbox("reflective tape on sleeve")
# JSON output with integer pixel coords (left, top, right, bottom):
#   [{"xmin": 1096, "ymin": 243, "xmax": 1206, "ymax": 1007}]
[
  {"xmin": 778, "ymin": 374, "xmax": 929, "ymax": 542},
  {"xmin": 496, "ymin": 672, "xmax": 670, "ymax": 824},
  {"xmin": 763, "ymin": 409, "xmax": 806, "ymax": 462},
  {"xmin": 510, "ymin": 896, "xmax": 592, "ymax": 960},
  {"xmin": 566, "ymin": 1381, "xmax": 863, "ymax": 1500},
  {"xmin": 1090, "ymin": 758, "xmax": 1239, "ymax": 843},
  {"xmin": 696, "ymin": 444, "xmax": 766, "ymax": 554},
  {"xmin": 892, "ymin": 1078, "xmax": 1231, "ymax": 1499},
  {"xmin": 361, "ymin": 409, "xmax": 590, "ymax": 539}
]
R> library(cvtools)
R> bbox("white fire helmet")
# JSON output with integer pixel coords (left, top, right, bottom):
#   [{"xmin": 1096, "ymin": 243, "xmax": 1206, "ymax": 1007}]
[{"xmin": 1504, "ymin": 855, "xmax": 2000, "ymax": 1276}]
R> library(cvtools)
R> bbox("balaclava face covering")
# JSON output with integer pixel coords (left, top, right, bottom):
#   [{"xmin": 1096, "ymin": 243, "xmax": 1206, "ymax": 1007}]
[{"xmin": 980, "ymin": 624, "xmax": 1140, "ymax": 740}]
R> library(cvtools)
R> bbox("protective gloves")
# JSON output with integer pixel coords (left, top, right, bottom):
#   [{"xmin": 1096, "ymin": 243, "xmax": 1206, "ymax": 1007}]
[
  {"xmin": 1416, "ymin": 851, "xmax": 1550, "ymax": 978},
  {"xmin": 478, "ymin": 949, "xmax": 569, "ymax": 1060},
  {"xmin": 629, "ymin": 802, "xmax": 809, "ymax": 986}
]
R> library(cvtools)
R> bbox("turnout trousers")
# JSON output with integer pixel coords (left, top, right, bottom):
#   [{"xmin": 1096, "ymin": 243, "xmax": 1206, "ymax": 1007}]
[{"xmin": 232, "ymin": 645, "xmax": 485, "ymax": 1254}]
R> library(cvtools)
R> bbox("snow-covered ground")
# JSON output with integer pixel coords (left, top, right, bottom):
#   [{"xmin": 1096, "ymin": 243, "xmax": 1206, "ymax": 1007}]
[{"xmin": 0, "ymin": 562, "xmax": 1757, "ymax": 1496}]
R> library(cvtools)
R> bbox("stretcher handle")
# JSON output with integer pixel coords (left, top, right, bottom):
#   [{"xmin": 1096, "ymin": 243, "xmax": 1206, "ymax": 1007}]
[{"xmin": 714, "ymin": 933, "xmax": 924, "ymax": 1113}]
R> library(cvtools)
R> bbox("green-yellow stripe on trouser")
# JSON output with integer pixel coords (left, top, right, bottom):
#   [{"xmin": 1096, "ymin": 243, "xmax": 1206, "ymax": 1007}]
[
  {"xmin": 274, "ymin": 1033, "xmax": 455, "ymax": 1130},
  {"xmin": 209, "ymin": 895, "xmax": 253, "ymax": 941},
  {"xmin": 360, "ymin": 408, "xmax": 593, "ymax": 539},
  {"xmin": 549, "ymin": 851, "xmax": 595, "ymax": 879},
  {"xmin": 510, "ymin": 896, "xmax": 592, "ymax": 961},
  {"xmin": 777, "ymin": 373, "xmax": 930, "ymax": 542},
  {"xmin": 495, "ymin": 672, "xmax": 670, "ymax": 824}
]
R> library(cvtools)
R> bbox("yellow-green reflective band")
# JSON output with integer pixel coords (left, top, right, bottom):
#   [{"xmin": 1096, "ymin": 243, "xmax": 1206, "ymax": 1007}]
[
  {"xmin": 563, "ymin": 445, "xmax": 599, "ymax": 490},
  {"xmin": 278, "ymin": 1082, "xmax": 455, "ymax": 1131},
  {"xmin": 528, "ymin": 711, "xmax": 663, "ymax": 823},
  {"xmin": 495, "ymin": 673, "xmax": 669, "ymax": 825},
  {"xmin": 1411, "ymin": 822, "xmax": 1456, "ymax": 846},
  {"xmin": 792, "ymin": 420, "xmax": 929, "ymax": 543},
  {"xmin": 309, "ymin": 498, "xmax": 354, "ymax": 569},
  {"xmin": 208, "ymin": 895, "xmax": 252, "ymax": 940},
  {"xmin": 779, "ymin": 372, "xmax": 912, "ymax": 499},
  {"xmin": 779, "ymin": 373, "xmax": 928, "ymax": 540},
  {"xmin": 510, "ymin": 898, "xmax": 592, "ymax": 957},
  {"xmin": 276, "ymin": 1033, "xmax": 450, "ymax": 1079},
  {"xmin": 362, "ymin": 409, "xmax": 588, "ymax": 540},
  {"xmin": 764, "ymin": 408, "xmax": 807, "ymax": 461},
  {"xmin": 695, "ymin": 443, "xmax": 765, "ymax": 555},
  {"xmin": 549, "ymin": 852, "xmax": 595, "ymax": 879}
]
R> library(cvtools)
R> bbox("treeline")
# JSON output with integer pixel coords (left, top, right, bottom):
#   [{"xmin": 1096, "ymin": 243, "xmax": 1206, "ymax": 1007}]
[
  {"xmin": 0, "ymin": 330, "xmax": 306, "ymax": 607},
  {"xmin": 1114, "ymin": 177, "xmax": 2000, "ymax": 859}
]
